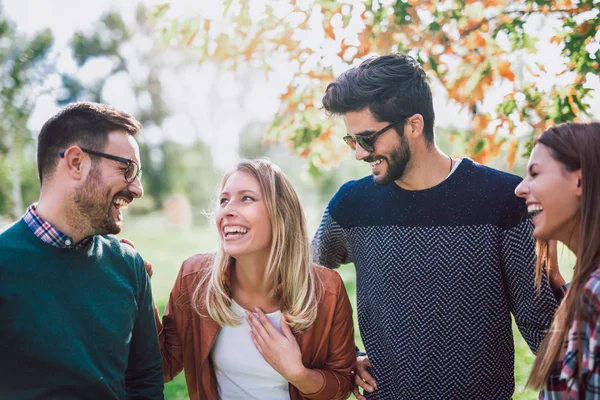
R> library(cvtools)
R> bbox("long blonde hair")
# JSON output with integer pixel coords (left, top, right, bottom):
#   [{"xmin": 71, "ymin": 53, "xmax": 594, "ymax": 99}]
[
  {"xmin": 192, "ymin": 159, "xmax": 320, "ymax": 333},
  {"xmin": 528, "ymin": 122, "xmax": 600, "ymax": 388}
]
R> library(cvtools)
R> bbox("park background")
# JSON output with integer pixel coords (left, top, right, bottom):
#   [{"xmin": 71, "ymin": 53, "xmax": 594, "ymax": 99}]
[{"xmin": 1, "ymin": 0, "xmax": 599, "ymax": 398}]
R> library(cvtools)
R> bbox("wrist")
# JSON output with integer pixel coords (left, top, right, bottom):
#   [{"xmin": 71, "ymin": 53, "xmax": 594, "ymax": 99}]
[
  {"xmin": 286, "ymin": 366, "xmax": 310, "ymax": 386},
  {"xmin": 551, "ymin": 276, "xmax": 567, "ymax": 288}
]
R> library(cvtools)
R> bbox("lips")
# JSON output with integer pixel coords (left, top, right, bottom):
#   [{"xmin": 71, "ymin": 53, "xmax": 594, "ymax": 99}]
[
  {"xmin": 222, "ymin": 225, "xmax": 249, "ymax": 239},
  {"xmin": 527, "ymin": 204, "xmax": 543, "ymax": 218}
]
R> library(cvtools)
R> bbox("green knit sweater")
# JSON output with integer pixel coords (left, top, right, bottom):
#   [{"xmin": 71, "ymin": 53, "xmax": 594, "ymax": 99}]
[{"xmin": 0, "ymin": 220, "xmax": 164, "ymax": 399}]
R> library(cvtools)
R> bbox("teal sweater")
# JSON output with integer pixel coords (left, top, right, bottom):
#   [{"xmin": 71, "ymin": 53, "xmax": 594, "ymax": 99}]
[{"xmin": 0, "ymin": 220, "xmax": 164, "ymax": 399}]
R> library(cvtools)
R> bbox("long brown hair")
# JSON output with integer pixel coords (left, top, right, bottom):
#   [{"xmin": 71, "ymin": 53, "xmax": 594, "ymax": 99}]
[{"xmin": 528, "ymin": 121, "xmax": 600, "ymax": 388}]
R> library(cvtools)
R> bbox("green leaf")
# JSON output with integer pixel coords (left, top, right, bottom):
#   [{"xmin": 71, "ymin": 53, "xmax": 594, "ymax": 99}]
[
  {"xmin": 499, "ymin": 99, "xmax": 518, "ymax": 116},
  {"xmin": 223, "ymin": 0, "xmax": 234, "ymax": 17},
  {"xmin": 474, "ymin": 138, "xmax": 486, "ymax": 155},
  {"xmin": 148, "ymin": 3, "xmax": 171, "ymax": 25}
]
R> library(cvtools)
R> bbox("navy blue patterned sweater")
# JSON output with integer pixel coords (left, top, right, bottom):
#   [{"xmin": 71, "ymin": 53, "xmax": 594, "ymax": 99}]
[{"xmin": 313, "ymin": 158, "xmax": 558, "ymax": 400}]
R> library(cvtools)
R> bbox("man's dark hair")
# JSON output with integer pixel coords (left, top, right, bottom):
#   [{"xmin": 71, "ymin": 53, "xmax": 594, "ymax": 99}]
[
  {"xmin": 37, "ymin": 102, "xmax": 142, "ymax": 184},
  {"xmin": 322, "ymin": 53, "xmax": 435, "ymax": 143}
]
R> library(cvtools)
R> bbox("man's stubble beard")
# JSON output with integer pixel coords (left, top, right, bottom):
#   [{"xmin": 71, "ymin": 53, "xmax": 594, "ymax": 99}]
[{"xmin": 71, "ymin": 165, "xmax": 119, "ymax": 237}]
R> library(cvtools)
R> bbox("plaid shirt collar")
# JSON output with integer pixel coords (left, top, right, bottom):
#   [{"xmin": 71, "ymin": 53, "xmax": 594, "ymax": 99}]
[{"xmin": 23, "ymin": 204, "xmax": 93, "ymax": 249}]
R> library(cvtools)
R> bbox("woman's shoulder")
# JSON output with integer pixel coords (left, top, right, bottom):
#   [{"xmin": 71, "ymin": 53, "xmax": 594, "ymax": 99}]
[
  {"xmin": 313, "ymin": 265, "xmax": 346, "ymax": 296},
  {"xmin": 174, "ymin": 252, "xmax": 215, "ymax": 291},
  {"xmin": 180, "ymin": 252, "xmax": 215, "ymax": 275},
  {"xmin": 583, "ymin": 269, "xmax": 600, "ymax": 314}
]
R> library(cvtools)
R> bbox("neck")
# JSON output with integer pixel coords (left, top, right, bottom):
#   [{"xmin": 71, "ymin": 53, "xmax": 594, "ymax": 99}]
[
  {"xmin": 561, "ymin": 224, "xmax": 580, "ymax": 258},
  {"xmin": 231, "ymin": 252, "xmax": 278, "ymax": 312},
  {"xmin": 36, "ymin": 190, "xmax": 91, "ymax": 244},
  {"xmin": 395, "ymin": 145, "xmax": 453, "ymax": 191}
]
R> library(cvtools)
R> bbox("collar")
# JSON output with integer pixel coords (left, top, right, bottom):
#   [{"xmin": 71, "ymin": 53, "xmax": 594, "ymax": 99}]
[{"xmin": 23, "ymin": 203, "xmax": 93, "ymax": 250}]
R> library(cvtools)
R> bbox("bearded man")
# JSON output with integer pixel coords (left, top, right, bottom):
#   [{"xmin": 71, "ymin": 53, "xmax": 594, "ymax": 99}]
[
  {"xmin": 312, "ymin": 54, "xmax": 561, "ymax": 400},
  {"xmin": 0, "ymin": 102, "xmax": 164, "ymax": 399}
]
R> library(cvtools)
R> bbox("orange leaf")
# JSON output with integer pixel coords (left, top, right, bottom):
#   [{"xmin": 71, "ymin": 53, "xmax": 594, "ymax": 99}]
[
  {"xmin": 498, "ymin": 62, "xmax": 515, "ymax": 81},
  {"xmin": 324, "ymin": 21, "xmax": 335, "ymax": 40},
  {"xmin": 300, "ymin": 148, "xmax": 311, "ymax": 158},
  {"xmin": 505, "ymin": 140, "xmax": 518, "ymax": 170},
  {"xmin": 550, "ymin": 35, "xmax": 562, "ymax": 44},
  {"xmin": 568, "ymin": 95, "xmax": 580, "ymax": 114},
  {"xmin": 186, "ymin": 32, "xmax": 197, "ymax": 47}
]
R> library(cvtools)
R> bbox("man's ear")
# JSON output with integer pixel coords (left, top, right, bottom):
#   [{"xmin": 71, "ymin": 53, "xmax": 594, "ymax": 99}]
[
  {"xmin": 62, "ymin": 146, "xmax": 87, "ymax": 181},
  {"xmin": 407, "ymin": 114, "xmax": 424, "ymax": 140}
]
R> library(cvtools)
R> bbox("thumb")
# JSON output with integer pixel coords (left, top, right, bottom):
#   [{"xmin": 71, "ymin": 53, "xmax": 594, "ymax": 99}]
[{"xmin": 280, "ymin": 315, "xmax": 294, "ymax": 340}]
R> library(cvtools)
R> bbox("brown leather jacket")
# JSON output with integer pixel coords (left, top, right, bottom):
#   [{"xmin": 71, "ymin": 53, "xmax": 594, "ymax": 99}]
[{"xmin": 155, "ymin": 253, "xmax": 356, "ymax": 400}]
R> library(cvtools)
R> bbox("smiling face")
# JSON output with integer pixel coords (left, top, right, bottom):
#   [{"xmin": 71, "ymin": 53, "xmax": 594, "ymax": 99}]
[
  {"xmin": 73, "ymin": 130, "xmax": 143, "ymax": 235},
  {"xmin": 345, "ymin": 108, "xmax": 411, "ymax": 186},
  {"xmin": 216, "ymin": 171, "xmax": 273, "ymax": 259},
  {"xmin": 515, "ymin": 143, "xmax": 582, "ymax": 242}
]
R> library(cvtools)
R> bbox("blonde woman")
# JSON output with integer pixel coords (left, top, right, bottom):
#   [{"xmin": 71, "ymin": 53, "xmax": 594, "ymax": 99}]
[{"xmin": 156, "ymin": 159, "xmax": 355, "ymax": 400}]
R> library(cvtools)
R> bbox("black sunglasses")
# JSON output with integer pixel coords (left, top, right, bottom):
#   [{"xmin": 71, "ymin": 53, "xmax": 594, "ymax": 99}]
[
  {"xmin": 342, "ymin": 119, "xmax": 404, "ymax": 152},
  {"xmin": 60, "ymin": 147, "xmax": 142, "ymax": 183}
]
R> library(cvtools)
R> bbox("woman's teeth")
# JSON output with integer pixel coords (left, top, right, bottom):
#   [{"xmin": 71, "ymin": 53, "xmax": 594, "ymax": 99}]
[
  {"xmin": 527, "ymin": 204, "xmax": 543, "ymax": 217},
  {"xmin": 224, "ymin": 226, "xmax": 248, "ymax": 237}
]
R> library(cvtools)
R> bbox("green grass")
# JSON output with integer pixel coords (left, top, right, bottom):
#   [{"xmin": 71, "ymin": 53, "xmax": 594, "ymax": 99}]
[{"xmin": 121, "ymin": 213, "xmax": 575, "ymax": 400}]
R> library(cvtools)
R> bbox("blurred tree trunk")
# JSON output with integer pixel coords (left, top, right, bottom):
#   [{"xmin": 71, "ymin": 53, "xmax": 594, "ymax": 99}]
[
  {"xmin": 6, "ymin": 130, "xmax": 23, "ymax": 217},
  {"xmin": 0, "ymin": 14, "xmax": 53, "ymax": 216}
]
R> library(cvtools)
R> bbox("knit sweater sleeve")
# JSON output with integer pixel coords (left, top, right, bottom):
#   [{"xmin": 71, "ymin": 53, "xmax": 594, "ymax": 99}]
[
  {"xmin": 312, "ymin": 205, "xmax": 353, "ymax": 269},
  {"xmin": 124, "ymin": 253, "xmax": 165, "ymax": 399},
  {"xmin": 500, "ymin": 218, "xmax": 558, "ymax": 353}
]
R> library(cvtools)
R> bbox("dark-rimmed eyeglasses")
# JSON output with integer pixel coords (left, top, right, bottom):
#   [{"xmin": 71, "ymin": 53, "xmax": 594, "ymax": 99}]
[
  {"xmin": 60, "ymin": 148, "xmax": 142, "ymax": 183},
  {"xmin": 342, "ymin": 119, "xmax": 405, "ymax": 152}
]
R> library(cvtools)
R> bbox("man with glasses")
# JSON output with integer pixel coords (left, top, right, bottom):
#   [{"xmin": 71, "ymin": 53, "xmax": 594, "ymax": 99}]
[
  {"xmin": 0, "ymin": 102, "xmax": 164, "ymax": 399},
  {"xmin": 312, "ymin": 54, "xmax": 560, "ymax": 399}
]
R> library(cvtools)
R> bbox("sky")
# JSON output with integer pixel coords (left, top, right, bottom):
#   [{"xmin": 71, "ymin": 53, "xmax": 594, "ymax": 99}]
[{"xmin": 2, "ymin": 0, "xmax": 599, "ymax": 169}]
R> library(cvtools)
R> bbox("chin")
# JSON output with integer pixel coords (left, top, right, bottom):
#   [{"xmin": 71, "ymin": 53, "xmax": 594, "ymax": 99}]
[
  {"xmin": 102, "ymin": 221, "xmax": 121, "ymax": 236},
  {"xmin": 222, "ymin": 246, "xmax": 246, "ymax": 258},
  {"xmin": 373, "ymin": 173, "xmax": 395, "ymax": 186},
  {"xmin": 532, "ymin": 226, "xmax": 553, "ymax": 241}
]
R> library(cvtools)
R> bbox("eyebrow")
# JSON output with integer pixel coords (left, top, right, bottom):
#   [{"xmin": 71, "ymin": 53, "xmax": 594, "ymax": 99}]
[{"xmin": 220, "ymin": 190, "xmax": 260, "ymax": 196}]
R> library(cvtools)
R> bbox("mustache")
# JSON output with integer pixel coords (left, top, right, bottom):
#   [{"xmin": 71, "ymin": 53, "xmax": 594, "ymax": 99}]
[
  {"xmin": 113, "ymin": 190, "xmax": 134, "ymax": 203},
  {"xmin": 364, "ymin": 156, "xmax": 384, "ymax": 163}
]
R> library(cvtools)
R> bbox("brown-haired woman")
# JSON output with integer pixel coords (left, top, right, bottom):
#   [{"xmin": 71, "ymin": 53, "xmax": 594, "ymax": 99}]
[{"xmin": 515, "ymin": 121, "xmax": 600, "ymax": 398}]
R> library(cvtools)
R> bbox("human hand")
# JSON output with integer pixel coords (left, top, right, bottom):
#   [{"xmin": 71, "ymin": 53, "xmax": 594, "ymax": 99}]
[
  {"xmin": 247, "ymin": 308, "xmax": 305, "ymax": 382},
  {"xmin": 353, "ymin": 355, "xmax": 377, "ymax": 400},
  {"xmin": 120, "ymin": 238, "xmax": 153, "ymax": 278}
]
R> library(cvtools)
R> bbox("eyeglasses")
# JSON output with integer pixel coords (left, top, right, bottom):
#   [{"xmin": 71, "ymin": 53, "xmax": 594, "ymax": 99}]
[
  {"xmin": 60, "ymin": 147, "xmax": 143, "ymax": 183},
  {"xmin": 342, "ymin": 119, "xmax": 405, "ymax": 152}
]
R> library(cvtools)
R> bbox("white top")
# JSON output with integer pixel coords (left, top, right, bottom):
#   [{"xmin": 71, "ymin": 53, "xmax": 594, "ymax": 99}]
[
  {"xmin": 448, "ymin": 157, "xmax": 462, "ymax": 178},
  {"xmin": 211, "ymin": 300, "xmax": 290, "ymax": 400}
]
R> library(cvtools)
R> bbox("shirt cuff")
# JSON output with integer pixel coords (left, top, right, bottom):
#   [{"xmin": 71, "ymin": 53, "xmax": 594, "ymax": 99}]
[{"xmin": 553, "ymin": 282, "xmax": 570, "ymax": 303}]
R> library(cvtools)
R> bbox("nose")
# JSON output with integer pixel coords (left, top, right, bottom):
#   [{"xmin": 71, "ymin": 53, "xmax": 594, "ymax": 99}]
[
  {"xmin": 355, "ymin": 144, "xmax": 370, "ymax": 161},
  {"xmin": 220, "ymin": 199, "xmax": 238, "ymax": 217},
  {"xmin": 514, "ymin": 177, "xmax": 529, "ymax": 199},
  {"xmin": 128, "ymin": 177, "xmax": 144, "ymax": 199}
]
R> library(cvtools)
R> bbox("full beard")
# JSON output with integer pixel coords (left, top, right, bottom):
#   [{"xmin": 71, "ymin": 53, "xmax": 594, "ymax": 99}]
[
  {"xmin": 72, "ymin": 167, "xmax": 120, "ymax": 236},
  {"xmin": 372, "ymin": 136, "xmax": 411, "ymax": 186}
]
